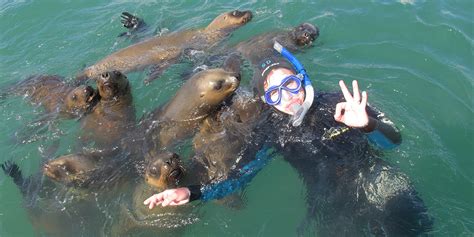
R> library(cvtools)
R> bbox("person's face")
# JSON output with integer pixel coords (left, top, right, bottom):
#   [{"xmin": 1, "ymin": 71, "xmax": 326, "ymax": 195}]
[{"xmin": 263, "ymin": 68, "xmax": 305, "ymax": 115}]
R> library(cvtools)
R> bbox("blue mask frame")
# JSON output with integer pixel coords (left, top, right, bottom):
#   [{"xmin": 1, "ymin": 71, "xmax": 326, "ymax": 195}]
[{"xmin": 263, "ymin": 74, "xmax": 302, "ymax": 106}]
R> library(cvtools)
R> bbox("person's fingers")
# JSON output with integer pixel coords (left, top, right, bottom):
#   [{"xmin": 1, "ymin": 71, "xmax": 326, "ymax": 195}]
[
  {"xmin": 144, "ymin": 193, "xmax": 161, "ymax": 205},
  {"xmin": 352, "ymin": 80, "xmax": 360, "ymax": 102},
  {"xmin": 334, "ymin": 102, "xmax": 346, "ymax": 122},
  {"xmin": 162, "ymin": 192, "xmax": 178, "ymax": 207},
  {"xmin": 339, "ymin": 80, "xmax": 353, "ymax": 102},
  {"xmin": 361, "ymin": 91, "xmax": 368, "ymax": 108},
  {"xmin": 144, "ymin": 193, "xmax": 165, "ymax": 209},
  {"xmin": 144, "ymin": 195, "xmax": 154, "ymax": 205}
]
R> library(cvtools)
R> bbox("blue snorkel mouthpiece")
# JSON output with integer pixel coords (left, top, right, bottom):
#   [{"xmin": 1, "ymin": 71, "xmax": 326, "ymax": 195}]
[{"xmin": 273, "ymin": 41, "xmax": 314, "ymax": 126}]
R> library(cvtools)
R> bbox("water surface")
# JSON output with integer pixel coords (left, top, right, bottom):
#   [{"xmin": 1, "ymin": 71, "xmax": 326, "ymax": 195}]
[{"xmin": 0, "ymin": 0, "xmax": 473, "ymax": 236}]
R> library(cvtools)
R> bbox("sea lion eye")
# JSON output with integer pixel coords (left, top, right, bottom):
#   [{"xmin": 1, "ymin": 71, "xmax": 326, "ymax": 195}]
[
  {"xmin": 150, "ymin": 166, "xmax": 159, "ymax": 175},
  {"xmin": 232, "ymin": 11, "xmax": 238, "ymax": 16},
  {"xmin": 213, "ymin": 80, "xmax": 224, "ymax": 90},
  {"xmin": 72, "ymin": 94, "xmax": 77, "ymax": 101},
  {"xmin": 60, "ymin": 165, "xmax": 70, "ymax": 174}
]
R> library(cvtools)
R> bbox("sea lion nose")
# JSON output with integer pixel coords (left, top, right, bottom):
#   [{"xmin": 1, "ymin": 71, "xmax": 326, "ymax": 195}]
[
  {"xmin": 244, "ymin": 11, "xmax": 253, "ymax": 21},
  {"xmin": 101, "ymin": 72, "xmax": 110, "ymax": 80},
  {"xmin": 233, "ymin": 72, "xmax": 241, "ymax": 81}
]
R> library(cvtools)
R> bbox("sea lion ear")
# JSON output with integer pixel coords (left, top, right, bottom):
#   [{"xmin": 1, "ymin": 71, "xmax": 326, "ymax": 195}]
[{"xmin": 223, "ymin": 53, "xmax": 242, "ymax": 74}]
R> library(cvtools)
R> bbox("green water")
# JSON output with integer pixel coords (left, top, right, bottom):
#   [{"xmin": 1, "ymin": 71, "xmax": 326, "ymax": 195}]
[{"xmin": 0, "ymin": 0, "xmax": 472, "ymax": 236}]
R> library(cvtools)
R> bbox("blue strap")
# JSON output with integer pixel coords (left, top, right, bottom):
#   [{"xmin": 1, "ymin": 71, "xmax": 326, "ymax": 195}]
[
  {"xmin": 366, "ymin": 129, "xmax": 398, "ymax": 150},
  {"xmin": 200, "ymin": 146, "xmax": 274, "ymax": 201}
]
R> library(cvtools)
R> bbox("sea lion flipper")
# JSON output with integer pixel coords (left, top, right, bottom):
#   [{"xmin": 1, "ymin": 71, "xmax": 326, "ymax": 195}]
[
  {"xmin": 1, "ymin": 161, "xmax": 25, "ymax": 188},
  {"xmin": 121, "ymin": 12, "xmax": 144, "ymax": 30},
  {"xmin": 118, "ymin": 12, "xmax": 147, "ymax": 39}
]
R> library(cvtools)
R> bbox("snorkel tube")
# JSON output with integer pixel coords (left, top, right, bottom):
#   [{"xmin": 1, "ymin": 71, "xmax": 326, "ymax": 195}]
[{"xmin": 273, "ymin": 41, "xmax": 314, "ymax": 126}]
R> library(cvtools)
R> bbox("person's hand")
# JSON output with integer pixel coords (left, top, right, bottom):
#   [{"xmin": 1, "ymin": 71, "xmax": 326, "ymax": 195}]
[
  {"xmin": 334, "ymin": 80, "xmax": 369, "ymax": 128},
  {"xmin": 143, "ymin": 187, "xmax": 191, "ymax": 209}
]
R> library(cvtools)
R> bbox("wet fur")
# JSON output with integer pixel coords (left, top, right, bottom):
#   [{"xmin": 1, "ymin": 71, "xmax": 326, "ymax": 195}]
[{"xmin": 79, "ymin": 10, "xmax": 252, "ymax": 84}]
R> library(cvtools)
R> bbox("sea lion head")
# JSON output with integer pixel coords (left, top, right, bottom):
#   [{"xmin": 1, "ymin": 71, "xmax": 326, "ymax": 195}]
[
  {"xmin": 192, "ymin": 68, "xmax": 240, "ymax": 107},
  {"xmin": 206, "ymin": 10, "xmax": 253, "ymax": 32},
  {"xmin": 43, "ymin": 154, "xmax": 98, "ymax": 187},
  {"xmin": 96, "ymin": 70, "xmax": 130, "ymax": 101},
  {"xmin": 291, "ymin": 23, "xmax": 319, "ymax": 47},
  {"xmin": 62, "ymin": 85, "xmax": 99, "ymax": 117},
  {"xmin": 145, "ymin": 152, "xmax": 184, "ymax": 189}
]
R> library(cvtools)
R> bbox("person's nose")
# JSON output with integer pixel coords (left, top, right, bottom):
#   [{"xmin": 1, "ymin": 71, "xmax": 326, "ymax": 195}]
[{"xmin": 281, "ymin": 91, "xmax": 292, "ymax": 101}]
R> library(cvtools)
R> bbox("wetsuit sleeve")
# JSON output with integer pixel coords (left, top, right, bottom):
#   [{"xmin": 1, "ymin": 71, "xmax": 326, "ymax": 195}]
[
  {"xmin": 362, "ymin": 106, "xmax": 402, "ymax": 149},
  {"xmin": 187, "ymin": 145, "xmax": 274, "ymax": 202}
]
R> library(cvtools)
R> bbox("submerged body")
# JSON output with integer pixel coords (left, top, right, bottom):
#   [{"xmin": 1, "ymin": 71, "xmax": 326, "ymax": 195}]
[
  {"xmin": 112, "ymin": 152, "xmax": 195, "ymax": 236},
  {"xmin": 1, "ymin": 161, "xmax": 106, "ymax": 237},
  {"xmin": 80, "ymin": 70, "xmax": 136, "ymax": 151}
]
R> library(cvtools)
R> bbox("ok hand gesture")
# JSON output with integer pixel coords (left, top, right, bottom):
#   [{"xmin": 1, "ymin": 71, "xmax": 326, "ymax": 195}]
[{"xmin": 334, "ymin": 80, "xmax": 369, "ymax": 128}]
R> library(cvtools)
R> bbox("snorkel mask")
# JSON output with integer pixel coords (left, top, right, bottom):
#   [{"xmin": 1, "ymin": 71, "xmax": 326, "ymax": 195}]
[{"xmin": 263, "ymin": 41, "xmax": 314, "ymax": 126}]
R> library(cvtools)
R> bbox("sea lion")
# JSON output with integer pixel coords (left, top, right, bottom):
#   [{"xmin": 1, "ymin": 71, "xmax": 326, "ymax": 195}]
[
  {"xmin": 79, "ymin": 70, "xmax": 136, "ymax": 152},
  {"xmin": 1, "ymin": 161, "xmax": 106, "ymax": 236},
  {"xmin": 1, "ymin": 74, "xmax": 99, "ymax": 144},
  {"xmin": 42, "ymin": 150, "xmax": 140, "ymax": 195},
  {"xmin": 234, "ymin": 22, "xmax": 319, "ymax": 64},
  {"xmin": 193, "ymin": 91, "xmax": 263, "ymax": 183},
  {"xmin": 3, "ymin": 74, "xmax": 99, "ymax": 119},
  {"xmin": 78, "ymin": 10, "xmax": 252, "ymax": 84},
  {"xmin": 143, "ymin": 151, "xmax": 184, "ymax": 189},
  {"xmin": 42, "ymin": 153, "xmax": 103, "ymax": 188},
  {"xmin": 111, "ymin": 152, "xmax": 195, "ymax": 236},
  {"xmin": 191, "ymin": 92, "xmax": 264, "ymax": 209},
  {"xmin": 141, "ymin": 54, "xmax": 241, "ymax": 151}
]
